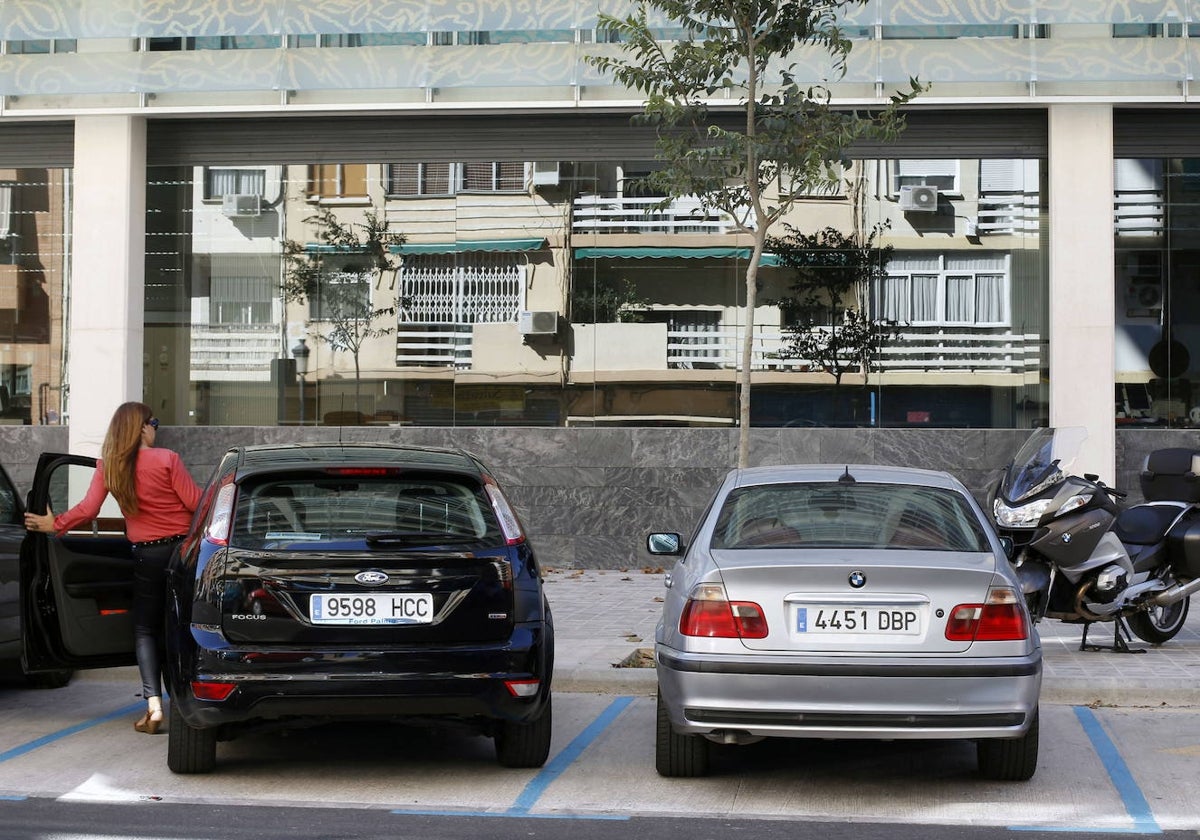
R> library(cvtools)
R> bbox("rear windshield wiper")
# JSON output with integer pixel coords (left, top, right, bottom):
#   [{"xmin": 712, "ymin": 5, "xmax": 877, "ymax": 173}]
[{"xmin": 364, "ymin": 531, "xmax": 479, "ymax": 545}]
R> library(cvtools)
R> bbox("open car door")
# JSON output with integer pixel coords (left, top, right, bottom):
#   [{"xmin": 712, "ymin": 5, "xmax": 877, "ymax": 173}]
[{"xmin": 21, "ymin": 453, "xmax": 137, "ymax": 672}]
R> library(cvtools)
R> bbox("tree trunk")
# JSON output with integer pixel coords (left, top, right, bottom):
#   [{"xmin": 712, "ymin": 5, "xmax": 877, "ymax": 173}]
[{"xmin": 737, "ymin": 229, "xmax": 769, "ymax": 469}]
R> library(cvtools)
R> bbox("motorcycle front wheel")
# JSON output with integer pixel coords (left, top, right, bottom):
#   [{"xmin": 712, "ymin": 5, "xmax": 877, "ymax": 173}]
[{"xmin": 1127, "ymin": 597, "xmax": 1190, "ymax": 644}]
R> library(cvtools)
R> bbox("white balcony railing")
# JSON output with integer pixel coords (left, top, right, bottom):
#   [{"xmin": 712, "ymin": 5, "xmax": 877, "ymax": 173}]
[
  {"xmin": 667, "ymin": 325, "xmax": 1045, "ymax": 375},
  {"xmin": 397, "ymin": 321, "xmax": 1045, "ymax": 376},
  {"xmin": 189, "ymin": 324, "xmax": 280, "ymax": 381},
  {"xmin": 572, "ymin": 195, "xmax": 739, "ymax": 235},
  {"xmin": 976, "ymin": 192, "xmax": 1041, "ymax": 236}
]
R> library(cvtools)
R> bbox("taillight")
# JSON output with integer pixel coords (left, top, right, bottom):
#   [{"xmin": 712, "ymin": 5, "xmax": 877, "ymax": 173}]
[
  {"xmin": 204, "ymin": 482, "xmax": 236, "ymax": 546},
  {"xmin": 192, "ymin": 681, "xmax": 236, "ymax": 701},
  {"xmin": 945, "ymin": 587, "xmax": 1028, "ymax": 641},
  {"xmin": 679, "ymin": 583, "xmax": 768, "ymax": 639},
  {"xmin": 503, "ymin": 679, "xmax": 540, "ymax": 698},
  {"xmin": 483, "ymin": 476, "xmax": 526, "ymax": 546}
]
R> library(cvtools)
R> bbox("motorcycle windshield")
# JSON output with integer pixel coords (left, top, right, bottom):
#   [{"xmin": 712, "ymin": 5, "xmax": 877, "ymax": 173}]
[{"xmin": 1003, "ymin": 426, "xmax": 1088, "ymax": 503}]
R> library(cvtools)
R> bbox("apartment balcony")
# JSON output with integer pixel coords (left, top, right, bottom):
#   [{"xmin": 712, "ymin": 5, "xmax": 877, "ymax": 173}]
[
  {"xmin": 572, "ymin": 195, "xmax": 740, "ymax": 236},
  {"xmin": 437, "ymin": 321, "xmax": 1045, "ymax": 380},
  {"xmin": 189, "ymin": 323, "xmax": 280, "ymax": 382},
  {"xmin": 664, "ymin": 324, "xmax": 1045, "ymax": 377}
]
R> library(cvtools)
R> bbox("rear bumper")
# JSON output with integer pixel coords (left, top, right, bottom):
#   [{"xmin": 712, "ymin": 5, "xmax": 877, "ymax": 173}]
[
  {"xmin": 168, "ymin": 622, "xmax": 551, "ymax": 731},
  {"xmin": 657, "ymin": 645, "xmax": 1042, "ymax": 741}
]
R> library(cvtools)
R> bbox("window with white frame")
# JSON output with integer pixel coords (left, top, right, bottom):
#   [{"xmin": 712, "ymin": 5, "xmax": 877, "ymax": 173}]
[
  {"xmin": 461, "ymin": 162, "xmax": 526, "ymax": 192},
  {"xmin": 891, "ymin": 160, "xmax": 960, "ymax": 195},
  {"xmin": 210, "ymin": 275, "xmax": 273, "ymax": 325},
  {"xmin": 204, "ymin": 168, "xmax": 266, "ymax": 199},
  {"xmin": 388, "ymin": 163, "xmax": 454, "ymax": 196},
  {"xmin": 872, "ymin": 252, "xmax": 1009, "ymax": 327},
  {"xmin": 386, "ymin": 162, "xmax": 526, "ymax": 196}
]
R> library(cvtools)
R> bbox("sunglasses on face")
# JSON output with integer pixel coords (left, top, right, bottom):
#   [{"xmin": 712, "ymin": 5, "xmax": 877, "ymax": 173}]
[{"xmin": 147, "ymin": 418, "xmax": 159, "ymax": 430}]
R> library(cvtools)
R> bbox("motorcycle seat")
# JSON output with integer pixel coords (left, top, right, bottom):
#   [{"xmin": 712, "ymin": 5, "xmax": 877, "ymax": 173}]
[{"xmin": 1114, "ymin": 503, "xmax": 1183, "ymax": 545}]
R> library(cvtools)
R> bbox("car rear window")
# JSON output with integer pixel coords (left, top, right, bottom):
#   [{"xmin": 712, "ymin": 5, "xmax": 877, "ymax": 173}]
[
  {"xmin": 230, "ymin": 473, "xmax": 500, "ymax": 549},
  {"xmin": 710, "ymin": 482, "xmax": 990, "ymax": 552}
]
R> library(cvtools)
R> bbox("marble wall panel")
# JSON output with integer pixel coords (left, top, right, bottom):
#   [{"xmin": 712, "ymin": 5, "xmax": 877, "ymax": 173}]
[{"xmin": 6, "ymin": 426, "xmax": 1192, "ymax": 568}]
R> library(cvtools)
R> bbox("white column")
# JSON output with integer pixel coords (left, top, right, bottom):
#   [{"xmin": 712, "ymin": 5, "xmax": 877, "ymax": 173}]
[
  {"xmin": 68, "ymin": 116, "xmax": 146, "ymax": 456},
  {"xmin": 1048, "ymin": 104, "xmax": 1115, "ymax": 480}
]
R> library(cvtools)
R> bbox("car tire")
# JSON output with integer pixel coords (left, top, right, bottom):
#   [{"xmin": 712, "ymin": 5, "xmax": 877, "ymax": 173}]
[
  {"xmin": 655, "ymin": 692, "xmax": 709, "ymax": 778},
  {"xmin": 494, "ymin": 695, "xmax": 552, "ymax": 768},
  {"xmin": 1127, "ymin": 597, "xmax": 1189, "ymax": 645},
  {"xmin": 25, "ymin": 668, "xmax": 73, "ymax": 689},
  {"xmin": 977, "ymin": 707, "xmax": 1038, "ymax": 781},
  {"xmin": 167, "ymin": 702, "xmax": 217, "ymax": 775}
]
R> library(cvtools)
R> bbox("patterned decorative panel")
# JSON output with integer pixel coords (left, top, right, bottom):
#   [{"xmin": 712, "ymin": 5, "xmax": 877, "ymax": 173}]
[{"xmin": 0, "ymin": 1, "xmax": 1196, "ymax": 99}]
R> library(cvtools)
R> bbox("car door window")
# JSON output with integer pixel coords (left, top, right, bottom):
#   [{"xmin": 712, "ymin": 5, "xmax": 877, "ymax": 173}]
[{"xmin": 50, "ymin": 463, "xmax": 122, "ymax": 533}]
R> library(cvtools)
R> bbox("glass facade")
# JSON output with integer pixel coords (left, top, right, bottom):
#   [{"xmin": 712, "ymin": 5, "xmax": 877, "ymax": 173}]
[
  {"xmin": 140, "ymin": 157, "xmax": 1049, "ymax": 428},
  {"xmin": 0, "ymin": 167, "xmax": 69, "ymax": 426},
  {"xmin": 1115, "ymin": 159, "xmax": 1200, "ymax": 428}
]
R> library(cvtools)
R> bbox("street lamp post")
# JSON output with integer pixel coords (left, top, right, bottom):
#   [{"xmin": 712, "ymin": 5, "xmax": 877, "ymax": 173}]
[{"xmin": 291, "ymin": 338, "xmax": 310, "ymax": 425}]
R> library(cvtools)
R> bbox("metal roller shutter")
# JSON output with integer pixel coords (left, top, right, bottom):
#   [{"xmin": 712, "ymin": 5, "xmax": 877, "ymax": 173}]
[
  {"xmin": 1115, "ymin": 109, "xmax": 1200, "ymax": 157},
  {"xmin": 0, "ymin": 122, "xmax": 74, "ymax": 167},
  {"xmin": 146, "ymin": 108, "xmax": 1048, "ymax": 165}
]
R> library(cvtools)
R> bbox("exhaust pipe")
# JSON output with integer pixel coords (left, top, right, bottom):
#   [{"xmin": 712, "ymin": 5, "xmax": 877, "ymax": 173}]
[{"xmin": 1152, "ymin": 576, "xmax": 1200, "ymax": 606}]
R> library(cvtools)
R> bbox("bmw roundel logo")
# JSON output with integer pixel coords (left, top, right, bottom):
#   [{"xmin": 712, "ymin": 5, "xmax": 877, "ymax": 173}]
[
  {"xmin": 355, "ymin": 570, "xmax": 389, "ymax": 585},
  {"xmin": 848, "ymin": 570, "xmax": 867, "ymax": 589}
]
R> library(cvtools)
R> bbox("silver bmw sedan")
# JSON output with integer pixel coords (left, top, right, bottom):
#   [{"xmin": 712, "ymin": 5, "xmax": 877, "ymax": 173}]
[{"xmin": 649, "ymin": 464, "xmax": 1042, "ymax": 780}]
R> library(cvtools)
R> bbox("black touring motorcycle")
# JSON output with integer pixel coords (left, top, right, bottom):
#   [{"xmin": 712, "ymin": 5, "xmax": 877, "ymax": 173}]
[{"xmin": 991, "ymin": 427, "xmax": 1200, "ymax": 652}]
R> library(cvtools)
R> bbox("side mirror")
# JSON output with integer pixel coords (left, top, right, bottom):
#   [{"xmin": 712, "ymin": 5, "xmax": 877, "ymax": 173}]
[
  {"xmin": 647, "ymin": 532, "xmax": 683, "ymax": 556},
  {"xmin": 999, "ymin": 536, "xmax": 1015, "ymax": 560}
]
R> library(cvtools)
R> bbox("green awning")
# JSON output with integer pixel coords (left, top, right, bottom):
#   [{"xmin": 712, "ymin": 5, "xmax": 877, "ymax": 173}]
[
  {"xmin": 574, "ymin": 246, "xmax": 780, "ymax": 266},
  {"xmin": 392, "ymin": 238, "xmax": 546, "ymax": 255}
]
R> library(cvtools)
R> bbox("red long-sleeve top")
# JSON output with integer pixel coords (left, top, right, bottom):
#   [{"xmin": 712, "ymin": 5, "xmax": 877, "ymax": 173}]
[{"xmin": 52, "ymin": 447, "xmax": 203, "ymax": 543}]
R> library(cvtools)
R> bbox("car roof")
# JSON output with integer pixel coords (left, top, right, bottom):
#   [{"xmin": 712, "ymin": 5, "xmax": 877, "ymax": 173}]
[
  {"xmin": 728, "ymin": 464, "xmax": 964, "ymax": 491},
  {"xmin": 229, "ymin": 443, "xmax": 485, "ymax": 479}
]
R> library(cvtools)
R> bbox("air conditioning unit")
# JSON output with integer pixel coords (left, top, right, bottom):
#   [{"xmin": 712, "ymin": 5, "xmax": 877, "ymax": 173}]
[
  {"xmin": 518, "ymin": 310, "xmax": 559, "ymax": 335},
  {"xmin": 221, "ymin": 193, "xmax": 261, "ymax": 218},
  {"xmin": 1125, "ymin": 279, "xmax": 1163, "ymax": 313},
  {"xmin": 899, "ymin": 185, "xmax": 938, "ymax": 212},
  {"xmin": 532, "ymin": 162, "xmax": 560, "ymax": 187}
]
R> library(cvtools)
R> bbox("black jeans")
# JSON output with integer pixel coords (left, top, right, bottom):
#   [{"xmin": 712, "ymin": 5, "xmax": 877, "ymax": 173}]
[{"xmin": 131, "ymin": 537, "xmax": 183, "ymax": 699}]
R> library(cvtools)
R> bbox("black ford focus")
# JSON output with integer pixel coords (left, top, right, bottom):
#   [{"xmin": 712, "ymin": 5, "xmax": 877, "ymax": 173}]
[{"xmin": 22, "ymin": 443, "xmax": 553, "ymax": 774}]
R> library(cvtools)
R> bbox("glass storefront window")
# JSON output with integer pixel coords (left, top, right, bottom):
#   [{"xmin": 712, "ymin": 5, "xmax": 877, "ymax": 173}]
[
  {"xmin": 1115, "ymin": 158, "xmax": 1200, "ymax": 428},
  {"xmin": 0, "ymin": 168, "xmax": 70, "ymax": 425},
  {"xmin": 143, "ymin": 157, "xmax": 1049, "ymax": 429}
]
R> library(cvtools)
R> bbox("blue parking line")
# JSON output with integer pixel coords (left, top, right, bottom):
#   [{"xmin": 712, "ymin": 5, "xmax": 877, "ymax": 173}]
[
  {"xmin": 0, "ymin": 701, "xmax": 144, "ymax": 765},
  {"xmin": 392, "ymin": 695, "xmax": 635, "ymax": 821},
  {"xmin": 1010, "ymin": 706, "xmax": 1160, "ymax": 834}
]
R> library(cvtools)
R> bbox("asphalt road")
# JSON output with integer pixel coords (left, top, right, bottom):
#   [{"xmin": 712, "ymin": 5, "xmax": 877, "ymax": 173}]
[{"xmin": 1, "ymin": 667, "xmax": 1199, "ymax": 837}]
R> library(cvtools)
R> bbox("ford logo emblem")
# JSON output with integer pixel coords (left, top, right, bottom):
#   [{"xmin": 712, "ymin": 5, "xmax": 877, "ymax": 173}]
[
  {"xmin": 848, "ymin": 570, "xmax": 867, "ymax": 589},
  {"xmin": 355, "ymin": 571, "xmax": 389, "ymax": 585}
]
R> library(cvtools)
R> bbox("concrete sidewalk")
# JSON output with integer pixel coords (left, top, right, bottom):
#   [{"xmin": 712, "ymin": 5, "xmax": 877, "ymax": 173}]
[{"xmin": 544, "ymin": 568, "xmax": 1200, "ymax": 706}]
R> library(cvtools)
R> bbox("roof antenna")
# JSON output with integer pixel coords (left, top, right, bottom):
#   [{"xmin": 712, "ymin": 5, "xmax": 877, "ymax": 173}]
[{"xmin": 838, "ymin": 466, "xmax": 856, "ymax": 484}]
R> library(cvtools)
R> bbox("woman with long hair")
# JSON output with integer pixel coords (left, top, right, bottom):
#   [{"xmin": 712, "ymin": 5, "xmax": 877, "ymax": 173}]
[{"xmin": 25, "ymin": 401, "xmax": 202, "ymax": 734}]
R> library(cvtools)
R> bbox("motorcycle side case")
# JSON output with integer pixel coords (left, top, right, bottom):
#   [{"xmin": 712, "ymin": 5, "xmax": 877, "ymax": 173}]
[
  {"xmin": 1166, "ymin": 510, "xmax": 1200, "ymax": 578},
  {"xmin": 1030, "ymin": 508, "xmax": 1113, "ymax": 570}
]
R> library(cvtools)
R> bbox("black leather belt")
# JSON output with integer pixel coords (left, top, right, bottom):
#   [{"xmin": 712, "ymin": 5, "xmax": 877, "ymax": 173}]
[{"xmin": 131, "ymin": 534, "xmax": 186, "ymax": 549}]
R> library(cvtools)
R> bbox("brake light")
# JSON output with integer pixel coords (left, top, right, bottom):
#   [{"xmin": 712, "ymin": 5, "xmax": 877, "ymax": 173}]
[
  {"xmin": 483, "ymin": 476, "xmax": 526, "ymax": 546},
  {"xmin": 204, "ymin": 483, "xmax": 236, "ymax": 547},
  {"xmin": 191, "ymin": 681, "xmax": 236, "ymax": 701},
  {"xmin": 945, "ymin": 587, "xmax": 1028, "ymax": 641},
  {"xmin": 325, "ymin": 467, "xmax": 393, "ymax": 476},
  {"xmin": 680, "ymin": 583, "xmax": 768, "ymax": 639}
]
